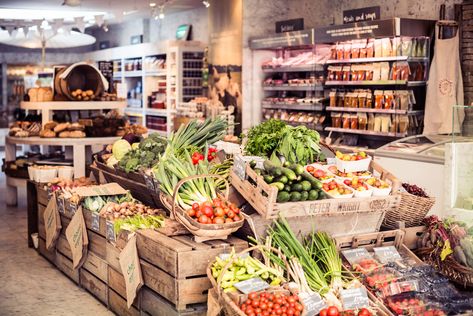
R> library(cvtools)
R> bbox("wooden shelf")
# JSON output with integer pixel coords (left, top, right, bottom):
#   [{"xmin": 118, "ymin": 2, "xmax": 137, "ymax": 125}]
[
  {"xmin": 325, "ymin": 107, "xmax": 423, "ymax": 115},
  {"xmin": 146, "ymin": 108, "xmax": 168, "ymax": 116},
  {"xmin": 144, "ymin": 70, "xmax": 167, "ymax": 76},
  {"xmin": 325, "ymin": 127, "xmax": 407, "ymax": 137},
  {"xmin": 20, "ymin": 101, "xmax": 126, "ymax": 111},
  {"xmin": 6, "ymin": 135, "xmax": 120, "ymax": 146},
  {"xmin": 325, "ymin": 80, "xmax": 427, "ymax": 87},
  {"xmin": 326, "ymin": 56, "xmax": 429, "ymax": 64},
  {"xmin": 262, "ymin": 103, "xmax": 324, "ymax": 111},
  {"xmin": 262, "ymin": 65, "xmax": 324, "ymax": 73},
  {"xmin": 263, "ymin": 85, "xmax": 324, "ymax": 91}
]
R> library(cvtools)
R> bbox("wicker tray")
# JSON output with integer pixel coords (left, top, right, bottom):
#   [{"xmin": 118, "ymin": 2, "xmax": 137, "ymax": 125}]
[{"xmin": 383, "ymin": 192, "xmax": 435, "ymax": 229}]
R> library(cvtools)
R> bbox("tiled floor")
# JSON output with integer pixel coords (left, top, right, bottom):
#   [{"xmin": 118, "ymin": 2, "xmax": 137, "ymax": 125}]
[{"xmin": 0, "ymin": 175, "xmax": 113, "ymax": 316}]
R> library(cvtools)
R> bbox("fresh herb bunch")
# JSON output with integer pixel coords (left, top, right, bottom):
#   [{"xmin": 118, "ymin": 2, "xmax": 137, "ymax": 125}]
[
  {"xmin": 275, "ymin": 125, "xmax": 324, "ymax": 164},
  {"xmin": 244, "ymin": 119, "xmax": 286, "ymax": 157}
]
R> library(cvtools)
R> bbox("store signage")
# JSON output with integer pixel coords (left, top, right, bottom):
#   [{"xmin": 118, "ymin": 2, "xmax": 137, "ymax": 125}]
[
  {"xmin": 234, "ymin": 277, "xmax": 270, "ymax": 294},
  {"xmin": 249, "ymin": 29, "xmax": 314, "ymax": 49},
  {"xmin": 315, "ymin": 19, "xmax": 395, "ymax": 43},
  {"xmin": 343, "ymin": 6, "xmax": 380, "ymax": 24},
  {"xmin": 98, "ymin": 61, "xmax": 113, "ymax": 93},
  {"xmin": 91, "ymin": 212, "xmax": 100, "ymax": 232},
  {"xmin": 340, "ymin": 287, "xmax": 370, "ymax": 310},
  {"xmin": 275, "ymin": 18, "xmax": 304, "ymax": 33},
  {"xmin": 299, "ymin": 292, "xmax": 327, "ymax": 316},
  {"xmin": 373, "ymin": 246, "xmax": 402, "ymax": 263},
  {"xmin": 176, "ymin": 24, "xmax": 192, "ymax": 41},
  {"xmin": 106, "ymin": 220, "xmax": 115, "ymax": 241},
  {"xmin": 341, "ymin": 248, "xmax": 372, "ymax": 265}
]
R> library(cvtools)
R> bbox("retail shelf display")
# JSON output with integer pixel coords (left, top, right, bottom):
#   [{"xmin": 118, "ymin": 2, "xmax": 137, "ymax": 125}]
[
  {"xmin": 262, "ymin": 103, "xmax": 324, "ymax": 111},
  {"xmin": 325, "ymin": 80, "xmax": 427, "ymax": 86},
  {"xmin": 326, "ymin": 107, "xmax": 423, "ymax": 115},
  {"xmin": 326, "ymin": 127, "xmax": 408, "ymax": 137}
]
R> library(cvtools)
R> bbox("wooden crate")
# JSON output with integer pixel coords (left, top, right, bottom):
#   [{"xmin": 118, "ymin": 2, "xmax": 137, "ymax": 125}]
[
  {"xmin": 141, "ymin": 287, "xmax": 207, "ymax": 316},
  {"xmin": 106, "ymin": 241, "xmax": 121, "ymax": 273},
  {"xmin": 37, "ymin": 185, "xmax": 49, "ymax": 207},
  {"xmin": 82, "ymin": 251, "xmax": 108, "ymax": 283},
  {"xmin": 80, "ymin": 268, "xmax": 108, "ymax": 306},
  {"xmin": 38, "ymin": 237, "xmax": 57, "ymax": 264},
  {"xmin": 83, "ymin": 208, "xmax": 107, "ymax": 237},
  {"xmin": 55, "ymin": 251, "xmax": 80, "ymax": 284},
  {"xmin": 108, "ymin": 288, "xmax": 141, "ymax": 316},
  {"xmin": 230, "ymin": 160, "xmax": 400, "ymax": 220},
  {"xmin": 141, "ymin": 259, "xmax": 210, "ymax": 310},
  {"xmin": 136, "ymin": 230, "xmax": 248, "ymax": 278},
  {"xmin": 38, "ymin": 218, "xmax": 46, "ymax": 240},
  {"xmin": 56, "ymin": 234, "xmax": 73, "ymax": 260},
  {"xmin": 87, "ymin": 229, "xmax": 107, "ymax": 259},
  {"xmin": 108, "ymin": 266, "xmax": 141, "ymax": 309}
]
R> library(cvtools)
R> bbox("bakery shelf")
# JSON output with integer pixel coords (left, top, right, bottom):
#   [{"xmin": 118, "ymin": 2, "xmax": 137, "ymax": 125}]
[
  {"xmin": 6, "ymin": 135, "xmax": 120, "ymax": 146},
  {"xmin": 262, "ymin": 64, "xmax": 324, "ymax": 73},
  {"xmin": 325, "ymin": 127, "xmax": 407, "ymax": 137},
  {"xmin": 325, "ymin": 80, "xmax": 426, "ymax": 86},
  {"xmin": 325, "ymin": 56, "xmax": 429, "ymax": 64},
  {"xmin": 325, "ymin": 107, "xmax": 423, "ymax": 115},
  {"xmin": 263, "ymin": 85, "xmax": 324, "ymax": 91},
  {"xmin": 262, "ymin": 103, "xmax": 324, "ymax": 111},
  {"xmin": 144, "ymin": 70, "xmax": 167, "ymax": 76},
  {"xmin": 20, "ymin": 101, "xmax": 126, "ymax": 111}
]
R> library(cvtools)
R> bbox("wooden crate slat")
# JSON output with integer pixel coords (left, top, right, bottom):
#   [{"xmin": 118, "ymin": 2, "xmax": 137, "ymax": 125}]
[
  {"xmin": 87, "ymin": 229, "xmax": 106, "ymax": 259},
  {"xmin": 38, "ymin": 237, "xmax": 56, "ymax": 264},
  {"xmin": 108, "ymin": 288, "xmax": 140, "ymax": 316},
  {"xmin": 38, "ymin": 221, "xmax": 46, "ymax": 240},
  {"xmin": 106, "ymin": 241, "xmax": 121, "ymax": 273},
  {"xmin": 172, "ymin": 235, "xmax": 212, "ymax": 250},
  {"xmin": 141, "ymin": 287, "xmax": 207, "ymax": 316},
  {"xmin": 56, "ymin": 234, "xmax": 73, "ymax": 259},
  {"xmin": 37, "ymin": 185, "xmax": 49, "ymax": 206},
  {"xmin": 82, "ymin": 251, "xmax": 108, "ymax": 283},
  {"xmin": 55, "ymin": 252, "xmax": 80, "ymax": 284},
  {"xmin": 141, "ymin": 260, "xmax": 177, "ymax": 305},
  {"xmin": 80, "ymin": 268, "xmax": 108, "ymax": 305},
  {"xmin": 38, "ymin": 204, "xmax": 46, "ymax": 225},
  {"xmin": 108, "ymin": 266, "xmax": 141, "ymax": 308},
  {"xmin": 83, "ymin": 208, "xmax": 107, "ymax": 237}
]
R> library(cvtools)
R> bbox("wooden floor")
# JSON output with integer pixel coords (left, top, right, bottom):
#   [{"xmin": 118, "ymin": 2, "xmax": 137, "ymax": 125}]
[{"xmin": 0, "ymin": 174, "xmax": 113, "ymax": 316}]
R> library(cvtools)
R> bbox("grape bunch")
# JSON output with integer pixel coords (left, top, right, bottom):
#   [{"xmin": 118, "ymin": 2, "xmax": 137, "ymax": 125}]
[{"xmin": 402, "ymin": 183, "xmax": 429, "ymax": 198}]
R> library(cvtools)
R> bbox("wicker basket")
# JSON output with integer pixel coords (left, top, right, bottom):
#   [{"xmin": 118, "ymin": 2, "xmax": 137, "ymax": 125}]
[
  {"xmin": 383, "ymin": 192, "xmax": 435, "ymax": 229},
  {"xmin": 160, "ymin": 174, "xmax": 244, "ymax": 243},
  {"xmin": 207, "ymin": 245, "xmax": 290, "ymax": 316},
  {"xmin": 416, "ymin": 247, "xmax": 473, "ymax": 288}
]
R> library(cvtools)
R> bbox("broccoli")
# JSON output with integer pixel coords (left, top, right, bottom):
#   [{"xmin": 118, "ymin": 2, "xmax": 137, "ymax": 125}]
[{"xmin": 125, "ymin": 157, "xmax": 140, "ymax": 172}]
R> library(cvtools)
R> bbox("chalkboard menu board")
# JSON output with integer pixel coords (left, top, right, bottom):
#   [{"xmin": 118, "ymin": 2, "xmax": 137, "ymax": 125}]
[{"xmin": 98, "ymin": 61, "xmax": 113, "ymax": 93}]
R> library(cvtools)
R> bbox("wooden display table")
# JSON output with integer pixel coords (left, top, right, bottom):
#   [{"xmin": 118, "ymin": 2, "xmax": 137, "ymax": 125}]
[{"xmin": 5, "ymin": 135, "xmax": 119, "ymax": 206}]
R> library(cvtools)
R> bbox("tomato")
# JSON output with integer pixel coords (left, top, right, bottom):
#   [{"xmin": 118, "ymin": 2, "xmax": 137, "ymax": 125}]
[
  {"xmin": 252, "ymin": 300, "xmax": 259, "ymax": 308},
  {"xmin": 233, "ymin": 215, "xmax": 242, "ymax": 222},
  {"xmin": 192, "ymin": 202, "xmax": 200, "ymax": 211},
  {"xmin": 225, "ymin": 218, "xmax": 234, "ymax": 223},
  {"xmin": 319, "ymin": 309, "xmax": 328, "ymax": 316},
  {"xmin": 187, "ymin": 209, "xmax": 196, "ymax": 217},
  {"xmin": 202, "ymin": 205, "xmax": 214, "ymax": 217},
  {"xmin": 260, "ymin": 302, "xmax": 267, "ymax": 310},
  {"xmin": 202, "ymin": 201, "xmax": 213, "ymax": 208},
  {"xmin": 306, "ymin": 166, "xmax": 315, "ymax": 172},
  {"xmin": 287, "ymin": 308, "xmax": 295, "ymax": 315},
  {"xmin": 357, "ymin": 308, "xmax": 371, "ymax": 316},
  {"xmin": 327, "ymin": 306, "xmax": 339, "ymax": 316},
  {"xmin": 248, "ymin": 292, "xmax": 258, "ymax": 300},
  {"xmin": 198, "ymin": 215, "xmax": 209, "ymax": 224},
  {"xmin": 212, "ymin": 198, "xmax": 222, "ymax": 207},
  {"xmin": 214, "ymin": 207, "xmax": 225, "ymax": 217},
  {"xmin": 195, "ymin": 210, "xmax": 203, "ymax": 218},
  {"xmin": 227, "ymin": 210, "xmax": 236, "ymax": 218},
  {"xmin": 213, "ymin": 217, "xmax": 225, "ymax": 224}
]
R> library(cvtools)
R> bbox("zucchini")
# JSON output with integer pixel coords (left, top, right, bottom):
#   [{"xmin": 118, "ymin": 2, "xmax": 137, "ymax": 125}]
[
  {"xmin": 300, "ymin": 180, "xmax": 312, "ymax": 191},
  {"xmin": 288, "ymin": 164, "xmax": 305, "ymax": 175},
  {"xmin": 264, "ymin": 160, "xmax": 282, "ymax": 177},
  {"xmin": 270, "ymin": 182, "xmax": 284, "ymax": 191},
  {"xmin": 275, "ymin": 175, "xmax": 288, "ymax": 184},
  {"xmin": 300, "ymin": 191, "xmax": 309, "ymax": 201},
  {"xmin": 290, "ymin": 191, "xmax": 302, "ymax": 202},
  {"xmin": 291, "ymin": 183, "xmax": 303, "ymax": 192},
  {"xmin": 308, "ymin": 190, "xmax": 319, "ymax": 200},
  {"xmin": 317, "ymin": 191, "xmax": 325, "ymax": 200},
  {"xmin": 277, "ymin": 191, "xmax": 290, "ymax": 203},
  {"xmin": 263, "ymin": 175, "xmax": 274, "ymax": 184},
  {"xmin": 284, "ymin": 185, "xmax": 291, "ymax": 192},
  {"xmin": 281, "ymin": 167, "xmax": 297, "ymax": 181},
  {"xmin": 301, "ymin": 171, "xmax": 323, "ymax": 189}
]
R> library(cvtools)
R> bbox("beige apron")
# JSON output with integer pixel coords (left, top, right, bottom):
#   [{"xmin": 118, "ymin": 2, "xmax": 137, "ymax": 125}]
[{"xmin": 424, "ymin": 22, "xmax": 464, "ymax": 134}]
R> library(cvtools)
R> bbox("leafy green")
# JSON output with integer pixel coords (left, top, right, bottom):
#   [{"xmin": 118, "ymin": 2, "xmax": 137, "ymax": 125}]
[
  {"xmin": 118, "ymin": 132, "xmax": 167, "ymax": 173},
  {"xmin": 243, "ymin": 119, "xmax": 286, "ymax": 157},
  {"xmin": 275, "ymin": 125, "xmax": 324, "ymax": 164},
  {"xmin": 113, "ymin": 214, "xmax": 165, "ymax": 234}
]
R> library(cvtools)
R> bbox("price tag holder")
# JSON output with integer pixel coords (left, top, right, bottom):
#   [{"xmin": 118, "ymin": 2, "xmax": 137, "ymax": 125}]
[
  {"xmin": 234, "ymin": 277, "xmax": 269, "ymax": 294},
  {"xmin": 106, "ymin": 221, "xmax": 115, "ymax": 241},
  {"xmin": 299, "ymin": 292, "xmax": 327, "ymax": 316},
  {"xmin": 47, "ymin": 187, "xmax": 53, "ymax": 199},
  {"xmin": 341, "ymin": 248, "xmax": 372, "ymax": 266},
  {"xmin": 69, "ymin": 202, "xmax": 78, "ymax": 215},
  {"xmin": 373, "ymin": 246, "xmax": 402, "ymax": 263},
  {"xmin": 56, "ymin": 196, "xmax": 65, "ymax": 214},
  {"xmin": 233, "ymin": 155, "xmax": 265, "ymax": 180},
  {"xmin": 91, "ymin": 212, "xmax": 100, "ymax": 232},
  {"xmin": 340, "ymin": 287, "xmax": 370, "ymax": 310}
]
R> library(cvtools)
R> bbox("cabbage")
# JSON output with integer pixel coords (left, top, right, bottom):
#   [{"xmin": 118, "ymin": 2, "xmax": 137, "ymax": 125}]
[{"xmin": 112, "ymin": 139, "xmax": 132, "ymax": 161}]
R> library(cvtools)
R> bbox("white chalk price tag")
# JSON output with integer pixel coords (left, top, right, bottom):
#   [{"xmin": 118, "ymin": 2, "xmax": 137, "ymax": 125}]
[
  {"xmin": 219, "ymin": 253, "xmax": 249, "ymax": 261},
  {"xmin": 233, "ymin": 155, "xmax": 247, "ymax": 180},
  {"xmin": 341, "ymin": 248, "xmax": 372, "ymax": 265},
  {"xmin": 299, "ymin": 292, "xmax": 327, "ymax": 316},
  {"xmin": 340, "ymin": 287, "xmax": 370, "ymax": 310},
  {"xmin": 234, "ymin": 277, "xmax": 269, "ymax": 294},
  {"xmin": 106, "ymin": 221, "xmax": 115, "ymax": 241},
  {"xmin": 373, "ymin": 246, "xmax": 402, "ymax": 263},
  {"xmin": 56, "ymin": 196, "xmax": 65, "ymax": 214},
  {"xmin": 91, "ymin": 212, "xmax": 100, "ymax": 232},
  {"xmin": 69, "ymin": 202, "xmax": 78, "ymax": 215}
]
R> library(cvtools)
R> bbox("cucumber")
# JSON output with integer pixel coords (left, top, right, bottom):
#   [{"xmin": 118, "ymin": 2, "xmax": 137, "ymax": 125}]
[
  {"xmin": 249, "ymin": 160, "xmax": 257, "ymax": 169},
  {"xmin": 301, "ymin": 171, "xmax": 323, "ymax": 189},
  {"xmin": 284, "ymin": 185, "xmax": 291, "ymax": 192},
  {"xmin": 270, "ymin": 182, "xmax": 284, "ymax": 191},
  {"xmin": 308, "ymin": 190, "xmax": 319, "ymax": 200},
  {"xmin": 255, "ymin": 169, "xmax": 262, "ymax": 176},
  {"xmin": 317, "ymin": 191, "xmax": 326, "ymax": 200},
  {"xmin": 300, "ymin": 191, "xmax": 309, "ymax": 201},
  {"xmin": 275, "ymin": 175, "xmax": 288, "ymax": 184},
  {"xmin": 291, "ymin": 183, "xmax": 303, "ymax": 192},
  {"xmin": 277, "ymin": 191, "xmax": 290, "ymax": 203},
  {"xmin": 300, "ymin": 180, "xmax": 312, "ymax": 191},
  {"xmin": 288, "ymin": 164, "xmax": 305, "ymax": 175},
  {"xmin": 264, "ymin": 160, "xmax": 282, "ymax": 176},
  {"xmin": 263, "ymin": 175, "xmax": 274, "ymax": 184},
  {"xmin": 281, "ymin": 167, "xmax": 297, "ymax": 181},
  {"xmin": 283, "ymin": 161, "xmax": 291, "ymax": 167},
  {"xmin": 290, "ymin": 191, "xmax": 302, "ymax": 202}
]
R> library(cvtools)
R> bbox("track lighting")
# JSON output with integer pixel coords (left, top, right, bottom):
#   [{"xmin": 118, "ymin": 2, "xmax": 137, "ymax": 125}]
[{"xmin": 202, "ymin": 1, "xmax": 210, "ymax": 8}]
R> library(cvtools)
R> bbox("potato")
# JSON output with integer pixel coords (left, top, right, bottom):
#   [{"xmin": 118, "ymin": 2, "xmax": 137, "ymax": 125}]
[
  {"xmin": 71, "ymin": 91, "xmax": 78, "ymax": 97},
  {"xmin": 86, "ymin": 90, "xmax": 93, "ymax": 96},
  {"xmin": 76, "ymin": 95, "xmax": 82, "ymax": 100},
  {"xmin": 76, "ymin": 89, "xmax": 83, "ymax": 94}
]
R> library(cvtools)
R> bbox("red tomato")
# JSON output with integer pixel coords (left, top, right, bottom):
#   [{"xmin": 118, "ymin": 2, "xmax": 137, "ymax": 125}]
[
  {"xmin": 203, "ymin": 205, "xmax": 214, "ymax": 217},
  {"xmin": 198, "ymin": 215, "xmax": 209, "ymax": 224},
  {"xmin": 248, "ymin": 292, "xmax": 258, "ymax": 300},
  {"xmin": 213, "ymin": 217, "xmax": 225, "ymax": 224},
  {"xmin": 358, "ymin": 308, "xmax": 371, "ymax": 316},
  {"xmin": 212, "ymin": 198, "xmax": 222, "ymax": 207},
  {"xmin": 227, "ymin": 210, "xmax": 236, "ymax": 218},
  {"xmin": 233, "ymin": 215, "xmax": 242, "ymax": 222},
  {"xmin": 192, "ymin": 202, "xmax": 200, "ymax": 211},
  {"xmin": 327, "ymin": 306, "xmax": 339, "ymax": 316},
  {"xmin": 195, "ymin": 210, "xmax": 203, "ymax": 218},
  {"xmin": 319, "ymin": 309, "xmax": 328, "ymax": 316},
  {"xmin": 252, "ymin": 300, "xmax": 259, "ymax": 308},
  {"xmin": 306, "ymin": 166, "xmax": 315, "ymax": 172},
  {"xmin": 214, "ymin": 207, "xmax": 225, "ymax": 217},
  {"xmin": 187, "ymin": 209, "xmax": 196, "ymax": 217},
  {"xmin": 225, "ymin": 218, "xmax": 234, "ymax": 223}
]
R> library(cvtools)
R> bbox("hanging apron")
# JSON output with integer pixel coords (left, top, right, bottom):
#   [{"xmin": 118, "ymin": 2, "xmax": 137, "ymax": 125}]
[{"xmin": 424, "ymin": 22, "xmax": 465, "ymax": 135}]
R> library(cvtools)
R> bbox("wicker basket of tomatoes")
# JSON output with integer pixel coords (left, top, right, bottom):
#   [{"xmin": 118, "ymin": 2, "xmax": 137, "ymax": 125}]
[{"xmin": 160, "ymin": 174, "xmax": 245, "ymax": 242}]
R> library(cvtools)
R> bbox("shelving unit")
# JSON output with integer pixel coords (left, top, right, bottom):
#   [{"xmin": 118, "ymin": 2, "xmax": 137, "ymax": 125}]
[
  {"xmin": 325, "ymin": 80, "xmax": 427, "ymax": 87},
  {"xmin": 325, "ymin": 107, "xmax": 423, "ymax": 115}
]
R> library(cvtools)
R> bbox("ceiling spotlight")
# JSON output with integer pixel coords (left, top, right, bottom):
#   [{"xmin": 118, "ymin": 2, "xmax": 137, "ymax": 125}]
[
  {"xmin": 62, "ymin": 0, "xmax": 81, "ymax": 7},
  {"xmin": 149, "ymin": 2, "xmax": 156, "ymax": 7},
  {"xmin": 202, "ymin": 0, "xmax": 210, "ymax": 8},
  {"xmin": 158, "ymin": 6, "xmax": 165, "ymax": 19}
]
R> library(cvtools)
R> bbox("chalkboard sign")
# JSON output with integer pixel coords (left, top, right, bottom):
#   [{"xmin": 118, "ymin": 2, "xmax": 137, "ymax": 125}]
[
  {"xmin": 91, "ymin": 212, "xmax": 100, "ymax": 232},
  {"xmin": 143, "ymin": 174, "xmax": 155, "ymax": 191},
  {"xmin": 56, "ymin": 196, "xmax": 65, "ymax": 214},
  {"xmin": 299, "ymin": 292, "xmax": 327, "ymax": 316},
  {"xmin": 106, "ymin": 220, "xmax": 115, "ymax": 241},
  {"xmin": 233, "ymin": 155, "xmax": 265, "ymax": 180},
  {"xmin": 340, "ymin": 287, "xmax": 370, "ymax": 310},
  {"xmin": 276, "ymin": 18, "xmax": 304, "ymax": 33},
  {"xmin": 69, "ymin": 202, "xmax": 78, "ymax": 215},
  {"xmin": 98, "ymin": 61, "xmax": 113, "ymax": 93},
  {"xmin": 234, "ymin": 277, "xmax": 269, "ymax": 294},
  {"xmin": 343, "ymin": 6, "xmax": 380, "ymax": 24},
  {"xmin": 341, "ymin": 248, "xmax": 372, "ymax": 265},
  {"xmin": 374, "ymin": 246, "xmax": 402, "ymax": 263}
]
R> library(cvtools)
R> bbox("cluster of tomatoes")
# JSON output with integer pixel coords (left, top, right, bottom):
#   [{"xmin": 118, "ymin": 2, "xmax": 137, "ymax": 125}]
[
  {"xmin": 187, "ymin": 198, "xmax": 242, "ymax": 224},
  {"xmin": 387, "ymin": 297, "xmax": 446, "ymax": 316},
  {"xmin": 239, "ymin": 292, "xmax": 304, "ymax": 316},
  {"xmin": 191, "ymin": 147, "xmax": 218, "ymax": 165},
  {"xmin": 319, "ymin": 306, "xmax": 372, "ymax": 316}
]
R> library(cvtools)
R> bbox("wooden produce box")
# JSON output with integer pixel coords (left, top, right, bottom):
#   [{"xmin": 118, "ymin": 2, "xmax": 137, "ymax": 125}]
[
  {"xmin": 136, "ymin": 230, "xmax": 248, "ymax": 311},
  {"xmin": 108, "ymin": 288, "xmax": 141, "ymax": 316},
  {"xmin": 38, "ymin": 236, "xmax": 57, "ymax": 264},
  {"xmin": 141, "ymin": 287, "xmax": 207, "ymax": 316},
  {"xmin": 231, "ymin": 160, "xmax": 400, "ymax": 220},
  {"xmin": 80, "ymin": 268, "xmax": 108, "ymax": 306},
  {"xmin": 108, "ymin": 265, "xmax": 141, "ymax": 309}
]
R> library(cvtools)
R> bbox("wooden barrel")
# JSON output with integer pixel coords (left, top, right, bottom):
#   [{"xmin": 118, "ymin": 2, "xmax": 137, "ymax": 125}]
[{"xmin": 54, "ymin": 64, "xmax": 104, "ymax": 101}]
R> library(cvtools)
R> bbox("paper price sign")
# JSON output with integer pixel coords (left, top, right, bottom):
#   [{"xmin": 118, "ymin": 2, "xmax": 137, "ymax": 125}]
[
  {"xmin": 234, "ymin": 277, "xmax": 269, "ymax": 294},
  {"xmin": 91, "ymin": 212, "xmax": 100, "ymax": 232},
  {"xmin": 341, "ymin": 287, "xmax": 370, "ymax": 310},
  {"xmin": 341, "ymin": 248, "xmax": 372, "ymax": 265},
  {"xmin": 299, "ymin": 292, "xmax": 327, "ymax": 316},
  {"xmin": 373, "ymin": 246, "xmax": 402, "ymax": 263}
]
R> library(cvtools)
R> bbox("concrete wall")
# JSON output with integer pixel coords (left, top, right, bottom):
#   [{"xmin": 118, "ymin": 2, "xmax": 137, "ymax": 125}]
[{"xmin": 241, "ymin": 0, "xmax": 463, "ymax": 130}]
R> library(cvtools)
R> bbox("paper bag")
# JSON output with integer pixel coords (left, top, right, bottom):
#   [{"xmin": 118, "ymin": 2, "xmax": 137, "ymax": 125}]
[
  {"xmin": 65, "ymin": 206, "xmax": 89, "ymax": 269},
  {"xmin": 44, "ymin": 197, "xmax": 61, "ymax": 250},
  {"xmin": 119, "ymin": 234, "xmax": 143, "ymax": 308}
]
